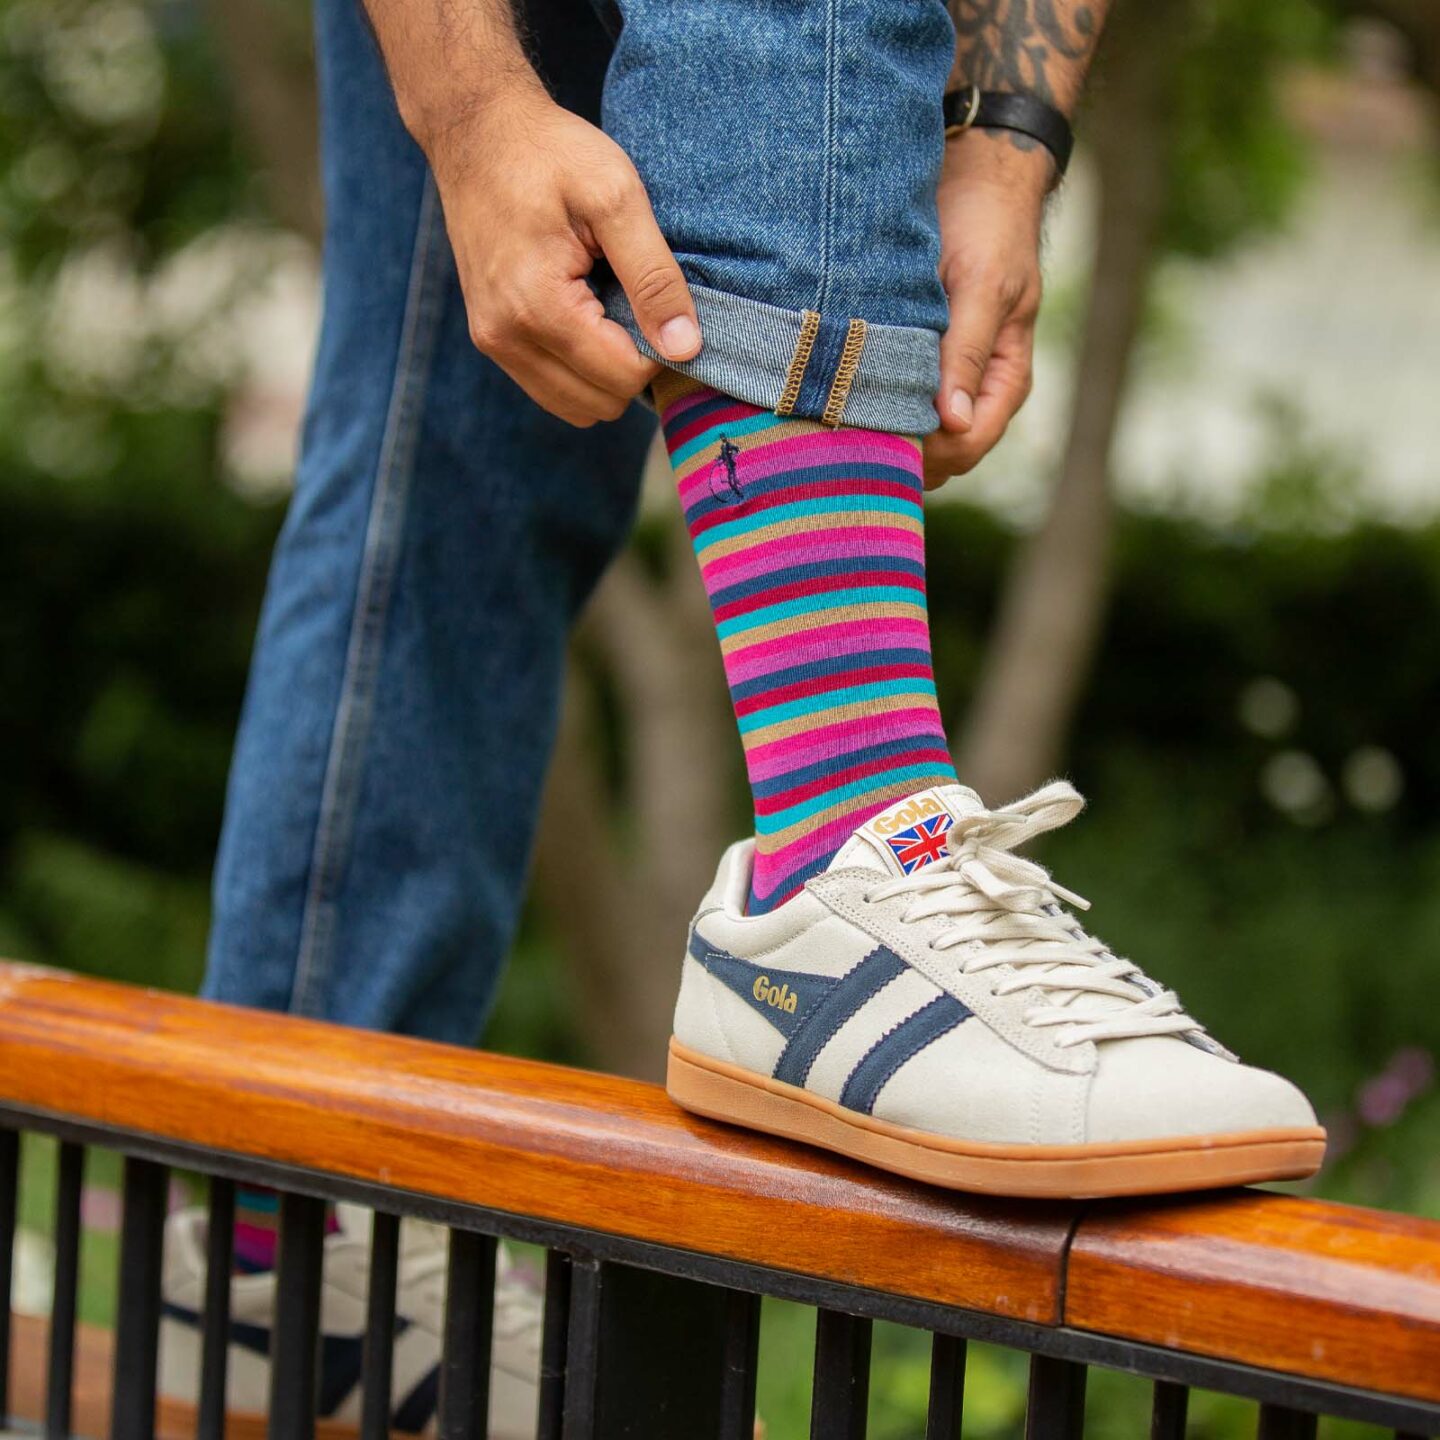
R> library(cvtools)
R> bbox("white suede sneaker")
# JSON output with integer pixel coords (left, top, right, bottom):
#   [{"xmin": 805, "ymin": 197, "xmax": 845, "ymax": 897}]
[
  {"xmin": 667, "ymin": 781, "xmax": 1326, "ymax": 1198},
  {"xmin": 157, "ymin": 1203, "xmax": 540, "ymax": 1438}
]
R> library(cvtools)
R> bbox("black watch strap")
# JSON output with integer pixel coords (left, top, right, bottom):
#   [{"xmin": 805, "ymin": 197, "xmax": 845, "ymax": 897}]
[{"xmin": 943, "ymin": 85, "xmax": 1074, "ymax": 178}]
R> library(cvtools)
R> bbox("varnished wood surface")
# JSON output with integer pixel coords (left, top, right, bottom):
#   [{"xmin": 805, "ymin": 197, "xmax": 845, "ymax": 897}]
[
  {"xmin": 1065, "ymin": 1191, "xmax": 1440, "ymax": 1402},
  {"xmin": 0, "ymin": 962, "xmax": 1072, "ymax": 1324},
  {"xmin": 0, "ymin": 962, "xmax": 1437, "ymax": 1400}
]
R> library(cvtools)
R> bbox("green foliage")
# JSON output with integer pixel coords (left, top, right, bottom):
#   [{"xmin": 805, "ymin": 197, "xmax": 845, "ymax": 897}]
[{"xmin": 1160, "ymin": 0, "xmax": 1334, "ymax": 258}]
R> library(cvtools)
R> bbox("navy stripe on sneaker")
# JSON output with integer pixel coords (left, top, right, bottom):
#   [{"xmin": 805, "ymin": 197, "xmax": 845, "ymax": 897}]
[
  {"xmin": 838, "ymin": 994, "xmax": 972, "ymax": 1115},
  {"xmin": 771, "ymin": 946, "xmax": 907, "ymax": 1088},
  {"xmin": 688, "ymin": 930, "xmax": 841, "ymax": 1038},
  {"xmin": 393, "ymin": 1364, "xmax": 441, "ymax": 1433},
  {"xmin": 162, "ymin": 1301, "xmax": 405, "ymax": 1418}
]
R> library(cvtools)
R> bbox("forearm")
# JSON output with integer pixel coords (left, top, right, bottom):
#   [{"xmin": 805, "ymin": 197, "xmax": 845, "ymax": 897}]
[
  {"xmin": 949, "ymin": 0, "xmax": 1110, "ymax": 113},
  {"xmin": 946, "ymin": 0, "xmax": 1110, "ymax": 190},
  {"xmin": 359, "ymin": 0, "xmax": 545, "ymax": 159}
]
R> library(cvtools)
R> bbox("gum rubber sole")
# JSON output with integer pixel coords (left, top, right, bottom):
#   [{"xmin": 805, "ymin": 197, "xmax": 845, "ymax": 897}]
[{"xmin": 667, "ymin": 1038, "xmax": 1327, "ymax": 1200}]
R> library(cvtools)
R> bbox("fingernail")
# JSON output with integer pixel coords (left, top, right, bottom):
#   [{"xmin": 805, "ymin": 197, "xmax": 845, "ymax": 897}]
[
  {"xmin": 949, "ymin": 389, "xmax": 973, "ymax": 428},
  {"xmin": 659, "ymin": 316, "xmax": 700, "ymax": 358}
]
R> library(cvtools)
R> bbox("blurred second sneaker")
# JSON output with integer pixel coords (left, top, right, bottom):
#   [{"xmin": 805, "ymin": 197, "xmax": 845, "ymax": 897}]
[{"xmin": 157, "ymin": 1202, "xmax": 540, "ymax": 1438}]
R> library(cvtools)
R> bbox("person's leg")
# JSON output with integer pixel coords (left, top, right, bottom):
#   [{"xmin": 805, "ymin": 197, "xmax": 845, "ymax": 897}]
[
  {"xmin": 204, "ymin": 0, "xmax": 652, "ymax": 1042},
  {"xmin": 614, "ymin": 4, "xmax": 1324, "ymax": 1197},
  {"xmin": 182, "ymin": 0, "xmax": 650, "ymax": 1412},
  {"xmin": 657, "ymin": 373, "xmax": 956, "ymax": 911},
  {"xmin": 595, "ymin": 1, "xmax": 957, "ymax": 905}
]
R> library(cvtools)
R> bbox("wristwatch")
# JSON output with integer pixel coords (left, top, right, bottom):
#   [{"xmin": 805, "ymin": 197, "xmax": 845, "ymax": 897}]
[{"xmin": 942, "ymin": 85, "xmax": 1074, "ymax": 179}]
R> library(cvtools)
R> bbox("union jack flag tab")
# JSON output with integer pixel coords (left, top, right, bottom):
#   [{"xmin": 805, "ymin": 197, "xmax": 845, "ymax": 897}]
[{"xmin": 886, "ymin": 814, "xmax": 953, "ymax": 875}]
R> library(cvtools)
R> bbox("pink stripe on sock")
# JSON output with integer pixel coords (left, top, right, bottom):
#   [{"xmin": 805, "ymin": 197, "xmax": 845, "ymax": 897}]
[
  {"xmin": 725, "ymin": 618, "xmax": 934, "ymax": 684},
  {"xmin": 700, "ymin": 527, "xmax": 924, "ymax": 588},
  {"xmin": 662, "ymin": 385, "xmax": 757, "ymax": 430},
  {"xmin": 712, "ymin": 569, "xmax": 924, "ymax": 623},
  {"xmin": 668, "ymin": 400, "xmax": 760, "ymax": 451},
  {"xmin": 686, "ymin": 478, "xmax": 921, "ymax": 536},
  {"xmin": 675, "ymin": 427, "xmax": 921, "ymax": 502},
  {"xmin": 754, "ymin": 744, "xmax": 958, "ymax": 816},
  {"xmin": 735, "ymin": 662, "xmax": 936, "ymax": 717},
  {"xmin": 744, "ymin": 708, "xmax": 953, "ymax": 782}
]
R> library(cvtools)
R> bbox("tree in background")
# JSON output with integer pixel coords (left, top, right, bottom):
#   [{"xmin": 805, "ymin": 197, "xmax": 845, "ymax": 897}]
[{"xmin": 957, "ymin": 0, "xmax": 1326, "ymax": 802}]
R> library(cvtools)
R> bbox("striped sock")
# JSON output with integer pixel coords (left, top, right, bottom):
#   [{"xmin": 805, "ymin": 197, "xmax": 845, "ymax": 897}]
[
  {"xmin": 233, "ymin": 1187, "xmax": 341, "ymax": 1273},
  {"xmin": 658, "ymin": 374, "xmax": 958, "ymax": 913}
]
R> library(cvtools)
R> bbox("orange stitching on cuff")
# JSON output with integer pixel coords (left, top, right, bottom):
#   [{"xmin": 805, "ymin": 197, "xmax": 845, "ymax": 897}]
[
  {"xmin": 776, "ymin": 310, "xmax": 822, "ymax": 417},
  {"xmin": 821, "ymin": 318, "xmax": 868, "ymax": 427}
]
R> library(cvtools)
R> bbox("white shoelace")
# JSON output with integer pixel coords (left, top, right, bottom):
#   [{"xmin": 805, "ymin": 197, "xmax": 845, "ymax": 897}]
[{"xmin": 864, "ymin": 781, "xmax": 1206, "ymax": 1049}]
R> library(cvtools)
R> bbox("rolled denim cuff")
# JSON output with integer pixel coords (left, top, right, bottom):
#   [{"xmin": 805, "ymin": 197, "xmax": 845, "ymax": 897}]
[{"xmin": 602, "ymin": 281, "xmax": 941, "ymax": 436}]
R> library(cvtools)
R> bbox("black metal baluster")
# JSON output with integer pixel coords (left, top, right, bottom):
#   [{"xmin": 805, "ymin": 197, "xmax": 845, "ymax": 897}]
[
  {"xmin": 45, "ymin": 1141, "xmax": 83, "ymax": 1440},
  {"xmin": 0, "ymin": 1127, "xmax": 18, "ymax": 1428},
  {"xmin": 110, "ymin": 1157, "xmax": 168, "ymax": 1440},
  {"xmin": 562, "ymin": 1257, "xmax": 603, "ymax": 1440},
  {"xmin": 269, "ymin": 1191, "xmax": 327, "ymax": 1440},
  {"xmin": 1151, "ymin": 1380, "xmax": 1189, "ymax": 1440},
  {"xmin": 810, "ymin": 1309, "xmax": 872, "ymax": 1440},
  {"xmin": 537, "ymin": 1250, "xmax": 572, "ymax": 1440},
  {"xmin": 1257, "ymin": 1405, "xmax": 1318, "ymax": 1440},
  {"xmin": 718, "ymin": 1289, "xmax": 761, "ymax": 1440},
  {"xmin": 360, "ymin": 1211, "xmax": 400, "ymax": 1440},
  {"xmin": 562, "ymin": 1260, "xmax": 732, "ymax": 1439},
  {"xmin": 197, "ymin": 1177, "xmax": 236, "ymax": 1440},
  {"xmin": 438, "ymin": 1227, "xmax": 497, "ymax": 1440},
  {"xmin": 926, "ymin": 1333, "xmax": 967, "ymax": 1440},
  {"xmin": 1025, "ymin": 1355, "xmax": 1088, "ymax": 1440}
]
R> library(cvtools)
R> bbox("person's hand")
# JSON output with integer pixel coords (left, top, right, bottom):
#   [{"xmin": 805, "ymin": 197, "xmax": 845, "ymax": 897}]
[
  {"xmin": 425, "ymin": 86, "xmax": 701, "ymax": 427},
  {"xmin": 923, "ymin": 133, "xmax": 1050, "ymax": 488}
]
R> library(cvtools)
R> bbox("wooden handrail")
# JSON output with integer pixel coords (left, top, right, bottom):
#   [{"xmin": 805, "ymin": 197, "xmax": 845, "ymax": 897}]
[{"xmin": 0, "ymin": 960, "xmax": 1435, "ymax": 1403}]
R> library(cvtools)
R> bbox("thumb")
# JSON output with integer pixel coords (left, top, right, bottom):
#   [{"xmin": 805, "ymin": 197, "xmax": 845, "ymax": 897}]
[
  {"xmin": 590, "ymin": 182, "xmax": 701, "ymax": 365},
  {"xmin": 939, "ymin": 280, "xmax": 1006, "ymax": 433}
]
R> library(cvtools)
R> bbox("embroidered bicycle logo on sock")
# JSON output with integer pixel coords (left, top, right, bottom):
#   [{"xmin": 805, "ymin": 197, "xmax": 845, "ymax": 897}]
[{"xmin": 709, "ymin": 436, "xmax": 745, "ymax": 506}]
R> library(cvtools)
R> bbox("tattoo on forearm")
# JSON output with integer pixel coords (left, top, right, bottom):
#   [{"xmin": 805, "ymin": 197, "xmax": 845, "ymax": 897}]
[{"xmin": 949, "ymin": 0, "xmax": 1101, "ymax": 150}]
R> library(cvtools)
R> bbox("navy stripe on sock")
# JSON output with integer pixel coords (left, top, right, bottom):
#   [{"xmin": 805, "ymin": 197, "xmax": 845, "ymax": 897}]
[
  {"xmin": 772, "ymin": 946, "xmax": 908, "ymax": 1088},
  {"xmin": 662, "ymin": 389, "xmax": 742, "ymax": 444},
  {"xmin": 749, "ymin": 731, "xmax": 951, "ymax": 800},
  {"xmin": 710, "ymin": 555, "xmax": 927, "ymax": 610},
  {"xmin": 683, "ymin": 459, "xmax": 923, "ymax": 526},
  {"xmin": 733, "ymin": 648, "xmax": 938, "ymax": 707},
  {"xmin": 838, "ymin": 994, "xmax": 972, "ymax": 1115}
]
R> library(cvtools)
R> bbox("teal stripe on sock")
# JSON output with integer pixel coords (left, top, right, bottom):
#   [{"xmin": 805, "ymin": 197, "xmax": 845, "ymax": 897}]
[
  {"xmin": 717, "ymin": 586, "xmax": 927, "ymax": 639},
  {"xmin": 737, "ymin": 678, "xmax": 940, "ymax": 735},
  {"xmin": 670, "ymin": 410, "xmax": 788, "ymax": 466},
  {"xmin": 693, "ymin": 494, "xmax": 921, "ymax": 556},
  {"xmin": 754, "ymin": 761, "xmax": 960, "ymax": 836}
]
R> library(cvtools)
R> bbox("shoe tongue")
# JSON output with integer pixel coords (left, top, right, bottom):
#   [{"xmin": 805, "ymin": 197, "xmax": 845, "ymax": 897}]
[{"xmin": 828, "ymin": 784, "xmax": 985, "ymax": 879}]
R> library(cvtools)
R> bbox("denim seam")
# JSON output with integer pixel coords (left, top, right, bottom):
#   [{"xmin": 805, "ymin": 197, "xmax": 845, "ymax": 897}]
[
  {"xmin": 822, "ymin": 317, "xmax": 867, "ymax": 427},
  {"xmin": 776, "ymin": 309, "xmax": 821, "ymax": 418},
  {"xmin": 288, "ymin": 177, "xmax": 447, "ymax": 1018},
  {"xmin": 816, "ymin": 0, "xmax": 839, "ymax": 315}
]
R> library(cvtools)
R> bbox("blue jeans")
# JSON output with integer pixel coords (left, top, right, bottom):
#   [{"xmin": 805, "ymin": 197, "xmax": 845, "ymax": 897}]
[{"xmin": 204, "ymin": 0, "xmax": 954, "ymax": 1041}]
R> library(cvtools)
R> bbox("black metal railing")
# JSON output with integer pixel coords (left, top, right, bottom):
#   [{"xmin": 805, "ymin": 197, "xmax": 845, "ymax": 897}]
[{"xmin": 0, "ymin": 967, "xmax": 1436, "ymax": 1440}]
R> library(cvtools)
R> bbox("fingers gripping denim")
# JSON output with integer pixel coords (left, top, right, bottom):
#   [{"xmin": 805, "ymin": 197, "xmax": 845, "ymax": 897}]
[{"xmin": 599, "ymin": 0, "xmax": 955, "ymax": 433}]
